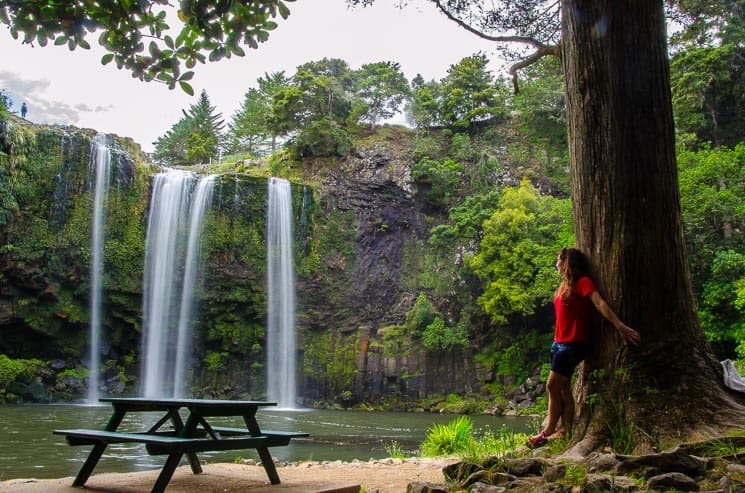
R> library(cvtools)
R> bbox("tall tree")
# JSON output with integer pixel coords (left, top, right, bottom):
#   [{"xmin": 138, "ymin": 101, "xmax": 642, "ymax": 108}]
[
  {"xmin": 408, "ymin": 74, "xmax": 443, "ymax": 129},
  {"xmin": 559, "ymin": 1, "xmax": 744, "ymax": 454},
  {"xmin": 184, "ymin": 89, "xmax": 224, "ymax": 163},
  {"xmin": 227, "ymin": 71, "xmax": 290, "ymax": 155},
  {"xmin": 293, "ymin": 58, "xmax": 355, "ymax": 123},
  {"xmin": 349, "ymin": 0, "xmax": 745, "ymax": 452},
  {"xmin": 257, "ymin": 71, "xmax": 292, "ymax": 151},
  {"xmin": 152, "ymin": 118, "xmax": 191, "ymax": 165},
  {"xmin": 439, "ymin": 53, "xmax": 507, "ymax": 131},
  {"xmin": 227, "ymin": 87, "xmax": 271, "ymax": 156},
  {"xmin": 153, "ymin": 89, "xmax": 224, "ymax": 165},
  {"xmin": 353, "ymin": 61, "xmax": 410, "ymax": 129},
  {"xmin": 267, "ymin": 58, "xmax": 355, "ymax": 136}
]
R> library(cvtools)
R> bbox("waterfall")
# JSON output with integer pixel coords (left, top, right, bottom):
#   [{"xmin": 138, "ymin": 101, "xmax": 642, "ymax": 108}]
[
  {"xmin": 141, "ymin": 170, "xmax": 215, "ymax": 398},
  {"xmin": 266, "ymin": 177, "xmax": 297, "ymax": 409},
  {"xmin": 174, "ymin": 175, "xmax": 216, "ymax": 398},
  {"xmin": 87, "ymin": 134, "xmax": 111, "ymax": 404}
]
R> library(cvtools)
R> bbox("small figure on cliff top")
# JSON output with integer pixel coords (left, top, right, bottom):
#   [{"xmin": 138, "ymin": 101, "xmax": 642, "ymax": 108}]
[
  {"xmin": 20, "ymin": 102, "xmax": 27, "ymax": 119},
  {"xmin": 527, "ymin": 247, "xmax": 640, "ymax": 448}
]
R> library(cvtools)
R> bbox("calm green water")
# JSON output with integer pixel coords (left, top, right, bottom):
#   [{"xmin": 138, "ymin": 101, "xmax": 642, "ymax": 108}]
[{"xmin": 0, "ymin": 404, "xmax": 532, "ymax": 481}]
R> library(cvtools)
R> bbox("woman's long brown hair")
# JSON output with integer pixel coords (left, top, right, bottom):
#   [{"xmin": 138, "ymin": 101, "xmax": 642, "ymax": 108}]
[{"xmin": 556, "ymin": 247, "xmax": 591, "ymax": 302}]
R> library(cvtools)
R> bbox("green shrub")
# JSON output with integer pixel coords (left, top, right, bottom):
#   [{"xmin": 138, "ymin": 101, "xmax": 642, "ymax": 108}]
[
  {"xmin": 422, "ymin": 317, "xmax": 469, "ymax": 351},
  {"xmin": 563, "ymin": 464, "xmax": 587, "ymax": 485},
  {"xmin": 204, "ymin": 351, "xmax": 228, "ymax": 371},
  {"xmin": 421, "ymin": 416, "xmax": 528, "ymax": 460},
  {"xmin": 58, "ymin": 367, "xmax": 90, "ymax": 380},
  {"xmin": 463, "ymin": 424, "xmax": 531, "ymax": 463},
  {"xmin": 0, "ymin": 355, "xmax": 44, "ymax": 387},
  {"xmin": 384, "ymin": 440, "xmax": 409, "ymax": 459},
  {"xmin": 406, "ymin": 293, "xmax": 437, "ymax": 337},
  {"xmin": 421, "ymin": 415, "xmax": 473, "ymax": 456},
  {"xmin": 496, "ymin": 345, "xmax": 528, "ymax": 384},
  {"xmin": 291, "ymin": 118, "xmax": 352, "ymax": 158}
]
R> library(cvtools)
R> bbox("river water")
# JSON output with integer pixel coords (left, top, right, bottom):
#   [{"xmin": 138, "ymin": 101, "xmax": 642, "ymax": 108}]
[{"xmin": 0, "ymin": 404, "xmax": 532, "ymax": 481}]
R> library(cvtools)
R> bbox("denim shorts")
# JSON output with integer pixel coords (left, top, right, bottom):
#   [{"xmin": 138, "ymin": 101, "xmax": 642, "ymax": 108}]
[{"xmin": 550, "ymin": 341, "xmax": 589, "ymax": 377}]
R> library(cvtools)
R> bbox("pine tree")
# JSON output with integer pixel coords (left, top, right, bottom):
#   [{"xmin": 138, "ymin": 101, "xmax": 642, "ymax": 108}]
[{"xmin": 152, "ymin": 90, "xmax": 224, "ymax": 166}]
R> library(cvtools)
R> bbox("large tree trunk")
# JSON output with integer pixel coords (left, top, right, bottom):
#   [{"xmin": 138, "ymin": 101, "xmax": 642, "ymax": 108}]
[{"xmin": 561, "ymin": 0, "xmax": 745, "ymax": 455}]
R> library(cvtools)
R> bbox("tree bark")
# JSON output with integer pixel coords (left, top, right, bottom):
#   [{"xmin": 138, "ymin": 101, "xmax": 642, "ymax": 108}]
[{"xmin": 560, "ymin": 0, "xmax": 745, "ymax": 454}]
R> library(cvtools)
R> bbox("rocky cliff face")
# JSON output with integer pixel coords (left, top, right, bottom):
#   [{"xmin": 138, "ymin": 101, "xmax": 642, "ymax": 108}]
[
  {"xmin": 295, "ymin": 131, "xmax": 483, "ymax": 405},
  {"xmin": 300, "ymin": 141, "xmax": 425, "ymax": 329}
]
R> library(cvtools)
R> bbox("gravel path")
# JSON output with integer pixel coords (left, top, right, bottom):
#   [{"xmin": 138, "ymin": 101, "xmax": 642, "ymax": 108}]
[{"xmin": 0, "ymin": 458, "xmax": 454, "ymax": 493}]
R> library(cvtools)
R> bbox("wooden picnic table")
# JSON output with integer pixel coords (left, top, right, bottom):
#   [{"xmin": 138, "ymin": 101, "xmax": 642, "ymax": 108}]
[{"xmin": 54, "ymin": 397, "xmax": 308, "ymax": 493}]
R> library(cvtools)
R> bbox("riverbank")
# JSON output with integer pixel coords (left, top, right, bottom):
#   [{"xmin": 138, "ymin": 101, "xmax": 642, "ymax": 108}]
[{"xmin": 0, "ymin": 458, "xmax": 453, "ymax": 493}]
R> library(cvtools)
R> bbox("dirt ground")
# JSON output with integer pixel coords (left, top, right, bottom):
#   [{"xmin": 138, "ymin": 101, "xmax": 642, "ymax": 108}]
[{"xmin": 0, "ymin": 458, "xmax": 454, "ymax": 493}]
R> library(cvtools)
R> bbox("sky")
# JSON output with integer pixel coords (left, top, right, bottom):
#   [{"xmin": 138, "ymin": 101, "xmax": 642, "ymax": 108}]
[{"xmin": 0, "ymin": 1, "xmax": 503, "ymax": 153}]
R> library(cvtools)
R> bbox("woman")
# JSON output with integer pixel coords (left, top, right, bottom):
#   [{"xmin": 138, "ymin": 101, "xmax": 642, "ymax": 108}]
[{"xmin": 527, "ymin": 247, "xmax": 640, "ymax": 448}]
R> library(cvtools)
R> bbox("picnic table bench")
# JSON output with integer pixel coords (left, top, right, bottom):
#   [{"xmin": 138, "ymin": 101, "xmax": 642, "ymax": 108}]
[{"xmin": 53, "ymin": 397, "xmax": 308, "ymax": 493}]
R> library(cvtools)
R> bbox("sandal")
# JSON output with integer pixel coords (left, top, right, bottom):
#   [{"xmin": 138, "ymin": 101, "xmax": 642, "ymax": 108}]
[
  {"xmin": 526, "ymin": 431, "xmax": 549, "ymax": 448},
  {"xmin": 549, "ymin": 428, "xmax": 566, "ymax": 440}
]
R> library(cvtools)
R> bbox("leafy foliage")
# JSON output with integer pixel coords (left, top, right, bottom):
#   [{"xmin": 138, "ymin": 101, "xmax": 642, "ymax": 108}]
[
  {"xmin": 509, "ymin": 57, "xmax": 569, "ymax": 193},
  {"xmin": 429, "ymin": 190, "xmax": 502, "ymax": 248},
  {"xmin": 292, "ymin": 58, "xmax": 356, "ymax": 124},
  {"xmin": 671, "ymin": 43, "xmax": 745, "ymax": 148},
  {"xmin": 0, "ymin": 114, "xmax": 36, "ymax": 226},
  {"xmin": 406, "ymin": 293, "xmax": 437, "ymax": 337},
  {"xmin": 408, "ymin": 75, "xmax": 443, "ymax": 128},
  {"xmin": 290, "ymin": 117, "xmax": 352, "ymax": 158},
  {"xmin": 407, "ymin": 55, "xmax": 509, "ymax": 132},
  {"xmin": 422, "ymin": 317, "xmax": 469, "ymax": 352},
  {"xmin": 469, "ymin": 181, "xmax": 573, "ymax": 324},
  {"xmin": 0, "ymin": 89, "xmax": 11, "ymax": 117},
  {"xmin": 412, "ymin": 157, "xmax": 464, "ymax": 209},
  {"xmin": 678, "ymin": 144, "xmax": 745, "ymax": 291},
  {"xmin": 698, "ymin": 250, "xmax": 745, "ymax": 358},
  {"xmin": 0, "ymin": 0, "xmax": 295, "ymax": 91},
  {"xmin": 302, "ymin": 331, "xmax": 358, "ymax": 397},
  {"xmin": 0, "ymin": 354, "xmax": 44, "ymax": 388}
]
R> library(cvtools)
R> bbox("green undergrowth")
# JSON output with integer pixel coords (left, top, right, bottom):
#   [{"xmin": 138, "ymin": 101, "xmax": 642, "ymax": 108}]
[{"xmin": 420, "ymin": 416, "xmax": 529, "ymax": 462}]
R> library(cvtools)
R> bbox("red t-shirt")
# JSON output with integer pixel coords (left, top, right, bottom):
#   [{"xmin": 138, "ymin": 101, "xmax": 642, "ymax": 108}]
[{"xmin": 554, "ymin": 276, "xmax": 597, "ymax": 343}]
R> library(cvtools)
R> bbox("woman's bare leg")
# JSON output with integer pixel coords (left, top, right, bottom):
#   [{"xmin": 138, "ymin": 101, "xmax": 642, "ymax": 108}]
[{"xmin": 544, "ymin": 370, "xmax": 569, "ymax": 435}]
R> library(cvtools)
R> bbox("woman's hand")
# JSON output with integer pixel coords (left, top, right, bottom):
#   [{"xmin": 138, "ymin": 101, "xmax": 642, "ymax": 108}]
[{"xmin": 618, "ymin": 323, "xmax": 640, "ymax": 345}]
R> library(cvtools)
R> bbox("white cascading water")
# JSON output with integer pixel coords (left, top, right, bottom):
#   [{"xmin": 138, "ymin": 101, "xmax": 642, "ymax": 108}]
[
  {"xmin": 87, "ymin": 134, "xmax": 111, "ymax": 404},
  {"xmin": 266, "ymin": 177, "xmax": 297, "ymax": 409},
  {"xmin": 141, "ymin": 170, "xmax": 215, "ymax": 398},
  {"xmin": 173, "ymin": 175, "xmax": 216, "ymax": 398}
]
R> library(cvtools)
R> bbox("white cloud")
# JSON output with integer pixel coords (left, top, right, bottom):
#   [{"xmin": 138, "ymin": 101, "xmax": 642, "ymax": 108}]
[{"xmin": 0, "ymin": 70, "xmax": 116, "ymax": 124}]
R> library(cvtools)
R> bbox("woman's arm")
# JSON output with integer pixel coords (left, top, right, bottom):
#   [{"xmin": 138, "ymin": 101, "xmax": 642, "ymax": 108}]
[{"xmin": 589, "ymin": 291, "xmax": 641, "ymax": 345}]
